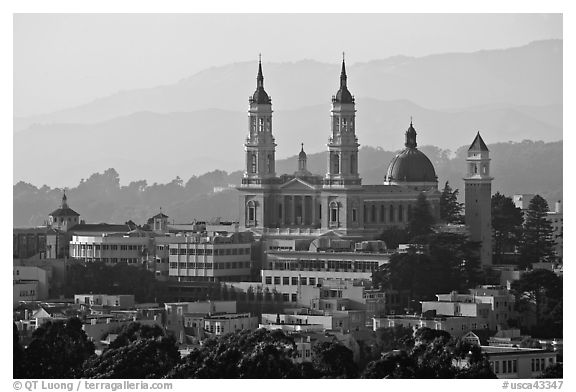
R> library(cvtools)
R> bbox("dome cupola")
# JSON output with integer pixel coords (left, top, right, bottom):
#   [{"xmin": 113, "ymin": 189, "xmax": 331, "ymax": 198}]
[{"xmin": 384, "ymin": 120, "xmax": 438, "ymax": 189}]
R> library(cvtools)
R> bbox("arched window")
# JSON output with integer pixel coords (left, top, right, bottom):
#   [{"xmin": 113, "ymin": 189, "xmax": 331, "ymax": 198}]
[
  {"xmin": 251, "ymin": 154, "xmax": 257, "ymax": 173},
  {"xmin": 474, "ymin": 164, "xmax": 478, "ymax": 174},
  {"xmin": 267, "ymin": 154, "xmax": 273, "ymax": 173},
  {"xmin": 258, "ymin": 118, "xmax": 264, "ymax": 132},
  {"xmin": 389, "ymin": 205, "xmax": 395, "ymax": 223},
  {"xmin": 247, "ymin": 201, "xmax": 256, "ymax": 224},
  {"xmin": 329, "ymin": 201, "xmax": 339, "ymax": 224},
  {"xmin": 333, "ymin": 154, "xmax": 340, "ymax": 174}
]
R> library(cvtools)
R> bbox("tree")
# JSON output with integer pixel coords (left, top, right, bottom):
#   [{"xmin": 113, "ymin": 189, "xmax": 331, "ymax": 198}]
[
  {"xmin": 377, "ymin": 226, "xmax": 410, "ymax": 249},
  {"xmin": 83, "ymin": 335, "xmax": 180, "ymax": 379},
  {"xmin": 108, "ymin": 322, "xmax": 164, "ymax": 349},
  {"xmin": 312, "ymin": 341, "xmax": 359, "ymax": 378},
  {"xmin": 511, "ymin": 269, "xmax": 562, "ymax": 336},
  {"xmin": 166, "ymin": 329, "xmax": 299, "ymax": 378},
  {"xmin": 374, "ymin": 326, "xmax": 415, "ymax": 353},
  {"xmin": 492, "ymin": 192, "xmax": 524, "ymax": 264},
  {"xmin": 539, "ymin": 363, "xmax": 562, "ymax": 379},
  {"xmin": 439, "ymin": 181, "xmax": 463, "ymax": 223},
  {"xmin": 408, "ymin": 193, "xmax": 435, "ymax": 238},
  {"xmin": 13, "ymin": 323, "xmax": 25, "ymax": 378},
  {"xmin": 519, "ymin": 195, "xmax": 556, "ymax": 266},
  {"xmin": 24, "ymin": 317, "xmax": 95, "ymax": 378},
  {"xmin": 362, "ymin": 350, "xmax": 416, "ymax": 378}
]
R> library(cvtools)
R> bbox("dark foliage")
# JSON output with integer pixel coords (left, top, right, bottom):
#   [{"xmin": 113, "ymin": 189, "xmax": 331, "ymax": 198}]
[
  {"xmin": 24, "ymin": 317, "xmax": 95, "ymax": 378},
  {"xmin": 511, "ymin": 269, "xmax": 562, "ymax": 337},
  {"xmin": 108, "ymin": 322, "xmax": 165, "ymax": 349},
  {"xmin": 491, "ymin": 192, "xmax": 524, "ymax": 264},
  {"xmin": 539, "ymin": 363, "xmax": 563, "ymax": 379},
  {"xmin": 377, "ymin": 226, "xmax": 410, "ymax": 250},
  {"xmin": 312, "ymin": 341, "xmax": 359, "ymax": 378},
  {"xmin": 166, "ymin": 329, "xmax": 299, "ymax": 378},
  {"xmin": 83, "ymin": 335, "xmax": 180, "ymax": 379},
  {"xmin": 439, "ymin": 181, "xmax": 463, "ymax": 223},
  {"xmin": 408, "ymin": 193, "xmax": 435, "ymax": 238},
  {"xmin": 64, "ymin": 262, "xmax": 165, "ymax": 303},
  {"xmin": 13, "ymin": 323, "xmax": 25, "ymax": 378},
  {"xmin": 519, "ymin": 195, "xmax": 557, "ymax": 267}
]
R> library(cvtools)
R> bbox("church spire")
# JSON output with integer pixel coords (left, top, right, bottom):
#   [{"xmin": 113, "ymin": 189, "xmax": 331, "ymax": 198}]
[
  {"xmin": 333, "ymin": 52, "xmax": 354, "ymax": 104},
  {"xmin": 257, "ymin": 53, "xmax": 264, "ymax": 88},
  {"xmin": 61, "ymin": 190, "xmax": 68, "ymax": 209},
  {"xmin": 340, "ymin": 52, "xmax": 347, "ymax": 88},
  {"xmin": 251, "ymin": 54, "xmax": 271, "ymax": 105}
]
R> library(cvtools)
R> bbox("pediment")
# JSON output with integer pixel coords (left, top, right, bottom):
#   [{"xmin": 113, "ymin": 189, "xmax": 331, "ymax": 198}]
[{"xmin": 279, "ymin": 178, "xmax": 317, "ymax": 191}]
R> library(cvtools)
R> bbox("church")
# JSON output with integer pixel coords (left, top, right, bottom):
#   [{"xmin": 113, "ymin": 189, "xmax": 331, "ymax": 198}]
[{"xmin": 237, "ymin": 57, "xmax": 444, "ymax": 239}]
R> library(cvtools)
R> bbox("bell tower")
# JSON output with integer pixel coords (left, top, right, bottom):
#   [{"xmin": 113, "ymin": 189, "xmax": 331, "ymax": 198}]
[
  {"xmin": 242, "ymin": 55, "xmax": 276, "ymax": 186},
  {"xmin": 464, "ymin": 132, "xmax": 493, "ymax": 266},
  {"xmin": 324, "ymin": 54, "xmax": 361, "ymax": 188}
]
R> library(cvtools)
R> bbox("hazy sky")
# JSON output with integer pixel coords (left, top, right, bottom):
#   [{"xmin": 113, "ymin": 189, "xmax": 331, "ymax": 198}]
[{"xmin": 14, "ymin": 13, "xmax": 562, "ymax": 117}]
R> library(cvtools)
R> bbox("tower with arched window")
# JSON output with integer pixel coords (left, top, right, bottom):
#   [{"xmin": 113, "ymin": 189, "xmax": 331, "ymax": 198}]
[
  {"xmin": 324, "ymin": 55, "xmax": 361, "ymax": 188},
  {"xmin": 464, "ymin": 132, "xmax": 493, "ymax": 266},
  {"xmin": 242, "ymin": 56, "xmax": 276, "ymax": 185}
]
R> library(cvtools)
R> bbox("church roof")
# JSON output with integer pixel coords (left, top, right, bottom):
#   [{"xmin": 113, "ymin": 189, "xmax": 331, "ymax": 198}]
[
  {"xmin": 385, "ymin": 121, "xmax": 437, "ymax": 183},
  {"xmin": 152, "ymin": 213, "xmax": 169, "ymax": 219},
  {"xmin": 69, "ymin": 223, "xmax": 131, "ymax": 234},
  {"xmin": 468, "ymin": 132, "xmax": 489, "ymax": 152},
  {"xmin": 49, "ymin": 207, "xmax": 80, "ymax": 217}
]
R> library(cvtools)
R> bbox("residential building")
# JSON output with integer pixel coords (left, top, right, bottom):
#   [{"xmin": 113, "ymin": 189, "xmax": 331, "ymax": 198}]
[
  {"xmin": 74, "ymin": 294, "xmax": 135, "ymax": 308},
  {"xmin": 372, "ymin": 314, "xmax": 489, "ymax": 338},
  {"xmin": 482, "ymin": 346, "xmax": 557, "ymax": 378}
]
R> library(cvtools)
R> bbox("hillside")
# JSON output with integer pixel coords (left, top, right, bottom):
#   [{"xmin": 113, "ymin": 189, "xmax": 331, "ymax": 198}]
[{"xmin": 13, "ymin": 140, "xmax": 562, "ymax": 228}]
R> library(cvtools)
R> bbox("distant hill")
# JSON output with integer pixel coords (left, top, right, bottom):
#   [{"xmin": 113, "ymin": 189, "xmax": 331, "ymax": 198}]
[
  {"xmin": 13, "ymin": 140, "xmax": 562, "ymax": 228},
  {"xmin": 15, "ymin": 40, "xmax": 561, "ymax": 131}
]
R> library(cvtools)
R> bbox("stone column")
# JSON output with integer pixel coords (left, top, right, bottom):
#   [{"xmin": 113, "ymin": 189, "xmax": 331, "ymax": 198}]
[
  {"xmin": 302, "ymin": 196, "xmax": 307, "ymax": 226},
  {"xmin": 311, "ymin": 197, "xmax": 317, "ymax": 226},
  {"xmin": 291, "ymin": 196, "xmax": 296, "ymax": 226}
]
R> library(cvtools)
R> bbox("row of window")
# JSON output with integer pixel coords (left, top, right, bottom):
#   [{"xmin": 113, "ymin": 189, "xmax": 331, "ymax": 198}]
[
  {"xmin": 531, "ymin": 358, "xmax": 553, "ymax": 372},
  {"xmin": 169, "ymin": 261, "xmax": 251, "ymax": 270},
  {"xmin": 73, "ymin": 244, "xmax": 144, "ymax": 251},
  {"xmin": 491, "ymin": 360, "xmax": 518, "ymax": 374},
  {"xmin": 271, "ymin": 259, "xmax": 379, "ymax": 271},
  {"xmin": 169, "ymin": 247, "xmax": 250, "ymax": 256},
  {"xmin": 71, "ymin": 257, "xmax": 141, "ymax": 264}
]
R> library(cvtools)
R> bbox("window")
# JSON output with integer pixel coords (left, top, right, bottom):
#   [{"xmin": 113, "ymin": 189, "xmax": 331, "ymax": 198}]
[
  {"xmin": 333, "ymin": 154, "xmax": 340, "ymax": 174},
  {"xmin": 282, "ymin": 293, "xmax": 290, "ymax": 302},
  {"xmin": 352, "ymin": 208, "xmax": 357, "ymax": 222},
  {"xmin": 513, "ymin": 360, "xmax": 517, "ymax": 373},
  {"xmin": 283, "ymin": 277, "xmax": 289, "ymax": 285},
  {"xmin": 267, "ymin": 154, "xmax": 273, "ymax": 173},
  {"xmin": 291, "ymin": 277, "xmax": 298, "ymax": 286},
  {"xmin": 309, "ymin": 277, "xmax": 316, "ymax": 286},
  {"xmin": 300, "ymin": 277, "xmax": 307, "ymax": 285},
  {"xmin": 248, "ymin": 203, "xmax": 255, "ymax": 222},
  {"xmin": 495, "ymin": 361, "xmax": 499, "ymax": 374},
  {"xmin": 273, "ymin": 276, "xmax": 280, "ymax": 285},
  {"xmin": 291, "ymin": 294, "xmax": 297, "ymax": 302},
  {"xmin": 265, "ymin": 276, "xmax": 272, "ymax": 285},
  {"xmin": 251, "ymin": 154, "xmax": 257, "ymax": 173}
]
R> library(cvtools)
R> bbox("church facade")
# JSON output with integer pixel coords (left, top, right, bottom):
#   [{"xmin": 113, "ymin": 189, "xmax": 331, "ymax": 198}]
[{"xmin": 237, "ymin": 58, "xmax": 441, "ymax": 239}]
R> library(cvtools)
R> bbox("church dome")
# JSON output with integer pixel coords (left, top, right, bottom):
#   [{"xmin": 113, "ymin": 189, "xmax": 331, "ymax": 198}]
[{"xmin": 385, "ymin": 121, "xmax": 437, "ymax": 184}]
